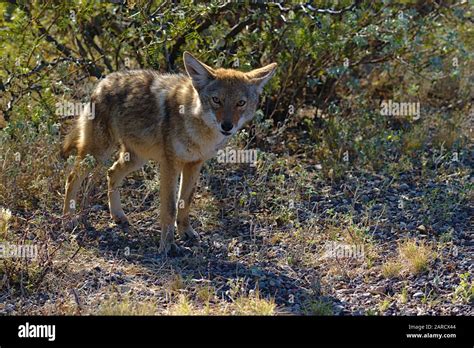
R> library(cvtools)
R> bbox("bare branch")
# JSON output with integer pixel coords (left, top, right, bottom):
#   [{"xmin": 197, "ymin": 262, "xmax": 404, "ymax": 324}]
[{"xmin": 167, "ymin": 2, "xmax": 233, "ymax": 70}]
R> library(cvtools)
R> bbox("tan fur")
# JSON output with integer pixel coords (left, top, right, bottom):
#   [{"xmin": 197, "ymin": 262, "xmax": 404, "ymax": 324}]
[{"xmin": 62, "ymin": 52, "xmax": 277, "ymax": 255}]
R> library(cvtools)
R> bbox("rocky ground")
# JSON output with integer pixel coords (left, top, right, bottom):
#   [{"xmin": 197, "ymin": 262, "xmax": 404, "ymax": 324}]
[{"xmin": 1, "ymin": 139, "xmax": 471, "ymax": 315}]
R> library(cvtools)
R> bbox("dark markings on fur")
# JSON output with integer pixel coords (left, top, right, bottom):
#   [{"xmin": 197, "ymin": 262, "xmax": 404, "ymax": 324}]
[
  {"xmin": 167, "ymin": 193, "xmax": 177, "ymax": 219},
  {"xmin": 187, "ymin": 186, "xmax": 196, "ymax": 206}
]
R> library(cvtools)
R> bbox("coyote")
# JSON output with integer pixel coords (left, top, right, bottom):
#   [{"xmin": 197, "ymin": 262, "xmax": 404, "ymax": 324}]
[{"xmin": 62, "ymin": 52, "xmax": 277, "ymax": 255}]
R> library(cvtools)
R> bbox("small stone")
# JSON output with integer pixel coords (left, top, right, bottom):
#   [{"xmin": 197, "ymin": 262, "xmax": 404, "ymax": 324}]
[
  {"xmin": 417, "ymin": 225, "xmax": 426, "ymax": 232},
  {"xmin": 413, "ymin": 291, "xmax": 424, "ymax": 299},
  {"xmin": 374, "ymin": 286, "xmax": 386, "ymax": 294},
  {"xmin": 120, "ymin": 285, "xmax": 131, "ymax": 293},
  {"xmin": 400, "ymin": 183, "xmax": 409, "ymax": 191},
  {"xmin": 91, "ymin": 204, "xmax": 103, "ymax": 212},
  {"xmin": 360, "ymin": 195, "xmax": 370, "ymax": 203}
]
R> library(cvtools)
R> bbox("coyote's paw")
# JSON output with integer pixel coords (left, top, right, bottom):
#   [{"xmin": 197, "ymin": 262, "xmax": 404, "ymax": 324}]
[
  {"xmin": 63, "ymin": 216, "xmax": 79, "ymax": 231},
  {"xmin": 111, "ymin": 212, "xmax": 129, "ymax": 225},
  {"xmin": 178, "ymin": 226, "xmax": 201, "ymax": 245},
  {"xmin": 158, "ymin": 241, "xmax": 184, "ymax": 257}
]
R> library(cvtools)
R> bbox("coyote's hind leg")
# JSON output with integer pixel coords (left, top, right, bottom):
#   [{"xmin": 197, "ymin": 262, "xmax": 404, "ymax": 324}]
[
  {"xmin": 177, "ymin": 161, "xmax": 203, "ymax": 243},
  {"xmin": 107, "ymin": 151, "xmax": 146, "ymax": 224}
]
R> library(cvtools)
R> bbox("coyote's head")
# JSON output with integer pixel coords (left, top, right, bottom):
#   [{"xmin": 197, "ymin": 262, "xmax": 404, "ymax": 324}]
[{"xmin": 183, "ymin": 52, "xmax": 277, "ymax": 137}]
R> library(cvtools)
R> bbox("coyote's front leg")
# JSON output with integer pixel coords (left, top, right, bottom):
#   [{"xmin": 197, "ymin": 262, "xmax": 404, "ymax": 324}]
[
  {"xmin": 177, "ymin": 161, "xmax": 203, "ymax": 243},
  {"xmin": 158, "ymin": 160, "xmax": 182, "ymax": 255}
]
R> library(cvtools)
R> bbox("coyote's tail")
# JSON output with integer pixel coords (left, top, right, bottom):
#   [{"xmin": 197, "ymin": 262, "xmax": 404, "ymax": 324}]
[{"xmin": 61, "ymin": 125, "xmax": 80, "ymax": 159}]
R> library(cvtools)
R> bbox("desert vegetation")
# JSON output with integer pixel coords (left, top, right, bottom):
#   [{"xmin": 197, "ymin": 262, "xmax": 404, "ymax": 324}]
[{"xmin": 0, "ymin": 0, "xmax": 472, "ymax": 315}]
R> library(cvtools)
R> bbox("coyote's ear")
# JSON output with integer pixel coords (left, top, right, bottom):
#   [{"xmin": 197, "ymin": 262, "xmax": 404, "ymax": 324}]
[
  {"xmin": 183, "ymin": 52, "xmax": 215, "ymax": 89},
  {"xmin": 247, "ymin": 62, "xmax": 278, "ymax": 93}
]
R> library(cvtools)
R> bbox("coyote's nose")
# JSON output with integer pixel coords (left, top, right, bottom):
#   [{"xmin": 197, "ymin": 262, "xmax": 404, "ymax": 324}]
[{"xmin": 221, "ymin": 122, "xmax": 233, "ymax": 132}]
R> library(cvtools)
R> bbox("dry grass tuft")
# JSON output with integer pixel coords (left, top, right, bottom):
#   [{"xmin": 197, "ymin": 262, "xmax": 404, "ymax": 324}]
[
  {"xmin": 98, "ymin": 295, "xmax": 158, "ymax": 315},
  {"xmin": 381, "ymin": 260, "xmax": 403, "ymax": 279},
  {"xmin": 398, "ymin": 239, "xmax": 435, "ymax": 275},
  {"xmin": 232, "ymin": 290, "xmax": 276, "ymax": 315}
]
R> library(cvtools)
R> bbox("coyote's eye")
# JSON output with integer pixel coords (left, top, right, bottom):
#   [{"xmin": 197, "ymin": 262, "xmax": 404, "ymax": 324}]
[
  {"xmin": 211, "ymin": 96, "xmax": 221, "ymax": 104},
  {"xmin": 236, "ymin": 100, "xmax": 246, "ymax": 107}
]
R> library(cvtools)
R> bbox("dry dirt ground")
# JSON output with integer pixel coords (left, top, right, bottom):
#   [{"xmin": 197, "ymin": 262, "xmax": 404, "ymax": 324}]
[{"xmin": 1, "ymin": 130, "xmax": 472, "ymax": 315}]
